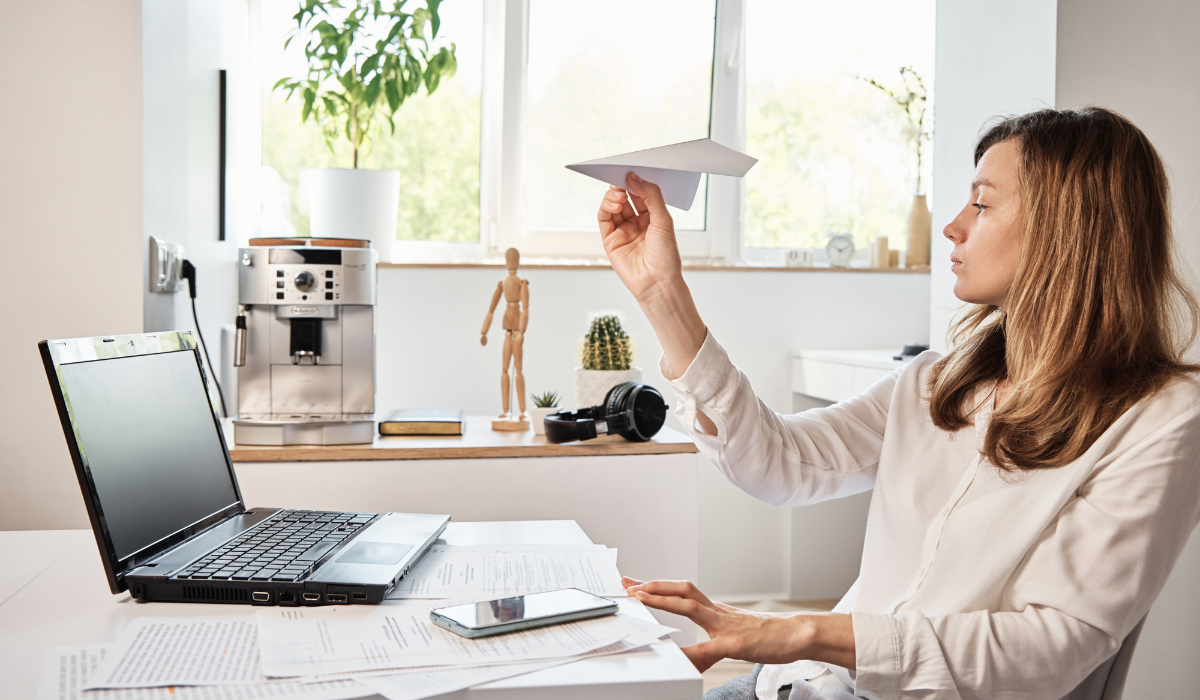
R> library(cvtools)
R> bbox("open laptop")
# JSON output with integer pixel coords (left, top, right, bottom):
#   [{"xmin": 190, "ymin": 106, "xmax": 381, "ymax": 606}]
[{"xmin": 39, "ymin": 330, "xmax": 448, "ymax": 606}]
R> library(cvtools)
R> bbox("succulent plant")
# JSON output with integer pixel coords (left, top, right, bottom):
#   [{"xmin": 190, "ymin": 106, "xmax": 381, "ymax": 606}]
[
  {"xmin": 581, "ymin": 314, "xmax": 633, "ymax": 371},
  {"xmin": 532, "ymin": 391, "xmax": 560, "ymax": 408}
]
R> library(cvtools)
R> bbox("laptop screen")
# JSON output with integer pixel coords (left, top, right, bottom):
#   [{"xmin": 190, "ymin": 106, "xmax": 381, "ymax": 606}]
[{"xmin": 58, "ymin": 349, "xmax": 239, "ymax": 560}]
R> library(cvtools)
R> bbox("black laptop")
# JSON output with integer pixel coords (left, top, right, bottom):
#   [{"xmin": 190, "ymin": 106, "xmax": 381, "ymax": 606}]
[{"xmin": 39, "ymin": 330, "xmax": 449, "ymax": 606}]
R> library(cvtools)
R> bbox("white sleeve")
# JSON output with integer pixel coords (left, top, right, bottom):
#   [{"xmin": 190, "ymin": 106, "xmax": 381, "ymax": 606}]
[
  {"xmin": 661, "ymin": 331, "xmax": 894, "ymax": 506},
  {"xmin": 851, "ymin": 406, "xmax": 1200, "ymax": 700}
]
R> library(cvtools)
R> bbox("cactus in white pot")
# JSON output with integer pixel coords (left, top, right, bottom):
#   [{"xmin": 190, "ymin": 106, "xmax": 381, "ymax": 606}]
[{"xmin": 575, "ymin": 313, "xmax": 641, "ymax": 409}]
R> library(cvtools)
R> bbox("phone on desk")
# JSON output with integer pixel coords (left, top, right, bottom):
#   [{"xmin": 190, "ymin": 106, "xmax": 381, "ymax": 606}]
[{"xmin": 431, "ymin": 588, "xmax": 618, "ymax": 639}]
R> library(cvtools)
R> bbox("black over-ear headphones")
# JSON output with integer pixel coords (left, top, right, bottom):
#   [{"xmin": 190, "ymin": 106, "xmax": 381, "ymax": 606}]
[{"xmin": 543, "ymin": 382, "xmax": 668, "ymax": 443}]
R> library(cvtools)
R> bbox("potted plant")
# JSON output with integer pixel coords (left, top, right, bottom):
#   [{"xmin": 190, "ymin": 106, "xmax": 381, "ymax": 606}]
[
  {"xmin": 575, "ymin": 314, "xmax": 641, "ymax": 409},
  {"xmin": 275, "ymin": 1, "xmax": 458, "ymax": 262},
  {"xmin": 530, "ymin": 391, "xmax": 561, "ymax": 436},
  {"xmin": 859, "ymin": 67, "xmax": 932, "ymax": 268}
]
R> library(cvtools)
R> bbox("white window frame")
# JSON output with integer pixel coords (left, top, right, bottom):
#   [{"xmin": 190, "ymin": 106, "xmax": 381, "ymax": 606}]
[{"xmin": 248, "ymin": 0, "xmax": 759, "ymax": 264}]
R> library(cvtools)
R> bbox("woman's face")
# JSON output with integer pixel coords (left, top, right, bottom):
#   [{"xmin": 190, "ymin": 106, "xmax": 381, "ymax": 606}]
[{"xmin": 943, "ymin": 138, "xmax": 1024, "ymax": 307}]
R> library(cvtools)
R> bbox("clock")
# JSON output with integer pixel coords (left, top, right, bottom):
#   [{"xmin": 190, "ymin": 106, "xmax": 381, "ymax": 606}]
[{"xmin": 824, "ymin": 233, "xmax": 856, "ymax": 268}]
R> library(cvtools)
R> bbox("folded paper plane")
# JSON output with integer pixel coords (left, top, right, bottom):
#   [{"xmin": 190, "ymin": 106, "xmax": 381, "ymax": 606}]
[{"xmin": 566, "ymin": 138, "xmax": 758, "ymax": 211}]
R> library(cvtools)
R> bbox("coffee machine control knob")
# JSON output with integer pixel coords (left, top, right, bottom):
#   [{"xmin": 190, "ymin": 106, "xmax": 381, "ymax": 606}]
[{"xmin": 294, "ymin": 271, "xmax": 317, "ymax": 292}]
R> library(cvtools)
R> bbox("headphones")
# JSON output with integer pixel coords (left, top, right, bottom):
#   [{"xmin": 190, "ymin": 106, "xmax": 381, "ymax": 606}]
[{"xmin": 544, "ymin": 382, "xmax": 668, "ymax": 444}]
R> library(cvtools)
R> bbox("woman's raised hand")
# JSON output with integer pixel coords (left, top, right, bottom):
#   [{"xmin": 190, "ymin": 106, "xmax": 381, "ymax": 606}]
[
  {"xmin": 621, "ymin": 576, "xmax": 856, "ymax": 674},
  {"xmin": 598, "ymin": 173, "xmax": 684, "ymax": 304}
]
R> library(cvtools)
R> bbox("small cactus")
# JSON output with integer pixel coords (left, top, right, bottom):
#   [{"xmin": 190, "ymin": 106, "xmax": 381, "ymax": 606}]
[
  {"xmin": 532, "ymin": 390, "xmax": 561, "ymax": 408},
  {"xmin": 581, "ymin": 314, "xmax": 633, "ymax": 371}
]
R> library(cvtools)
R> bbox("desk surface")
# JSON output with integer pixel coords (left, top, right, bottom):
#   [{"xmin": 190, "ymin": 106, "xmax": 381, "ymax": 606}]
[
  {"xmin": 226, "ymin": 415, "xmax": 698, "ymax": 462},
  {"xmin": 0, "ymin": 523, "xmax": 701, "ymax": 699}
]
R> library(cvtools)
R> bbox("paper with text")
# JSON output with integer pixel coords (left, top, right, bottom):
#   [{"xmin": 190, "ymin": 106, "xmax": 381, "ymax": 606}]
[
  {"xmin": 566, "ymin": 138, "xmax": 758, "ymax": 210},
  {"xmin": 40, "ymin": 645, "xmax": 367, "ymax": 700},
  {"xmin": 389, "ymin": 545, "xmax": 626, "ymax": 598},
  {"xmin": 85, "ymin": 617, "xmax": 263, "ymax": 689},
  {"xmin": 301, "ymin": 614, "xmax": 677, "ymax": 684},
  {"xmin": 256, "ymin": 601, "xmax": 637, "ymax": 678}
]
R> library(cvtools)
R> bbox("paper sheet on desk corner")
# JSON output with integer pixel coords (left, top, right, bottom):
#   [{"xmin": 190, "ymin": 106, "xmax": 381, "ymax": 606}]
[
  {"xmin": 566, "ymin": 138, "xmax": 758, "ymax": 211},
  {"xmin": 256, "ymin": 602, "xmax": 670, "ymax": 679},
  {"xmin": 389, "ymin": 544, "xmax": 627, "ymax": 598},
  {"xmin": 41, "ymin": 644, "xmax": 367, "ymax": 700}
]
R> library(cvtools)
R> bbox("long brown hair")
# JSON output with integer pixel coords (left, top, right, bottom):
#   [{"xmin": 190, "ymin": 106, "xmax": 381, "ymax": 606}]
[{"xmin": 928, "ymin": 107, "xmax": 1199, "ymax": 471}]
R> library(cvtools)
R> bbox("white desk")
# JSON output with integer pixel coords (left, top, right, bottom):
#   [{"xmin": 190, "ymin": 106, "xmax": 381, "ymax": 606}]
[{"xmin": 0, "ymin": 523, "xmax": 702, "ymax": 700}]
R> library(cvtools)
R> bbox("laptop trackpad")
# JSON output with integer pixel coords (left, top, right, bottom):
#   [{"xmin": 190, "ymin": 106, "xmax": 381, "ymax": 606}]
[{"xmin": 337, "ymin": 541, "xmax": 413, "ymax": 565}]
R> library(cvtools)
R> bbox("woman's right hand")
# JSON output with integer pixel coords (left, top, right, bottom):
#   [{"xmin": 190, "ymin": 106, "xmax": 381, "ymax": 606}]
[{"xmin": 597, "ymin": 173, "xmax": 684, "ymax": 304}]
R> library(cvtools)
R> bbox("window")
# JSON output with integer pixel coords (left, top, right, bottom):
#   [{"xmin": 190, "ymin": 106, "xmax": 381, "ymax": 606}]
[
  {"xmin": 249, "ymin": 0, "xmax": 934, "ymax": 265},
  {"xmin": 742, "ymin": 0, "xmax": 936, "ymax": 261}
]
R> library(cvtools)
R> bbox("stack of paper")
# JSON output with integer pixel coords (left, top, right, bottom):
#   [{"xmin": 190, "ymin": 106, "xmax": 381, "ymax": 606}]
[{"xmin": 40, "ymin": 546, "xmax": 674, "ymax": 700}]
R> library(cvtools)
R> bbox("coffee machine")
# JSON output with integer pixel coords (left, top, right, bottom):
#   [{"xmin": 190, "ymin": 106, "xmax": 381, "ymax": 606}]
[{"xmin": 231, "ymin": 238, "xmax": 377, "ymax": 445}]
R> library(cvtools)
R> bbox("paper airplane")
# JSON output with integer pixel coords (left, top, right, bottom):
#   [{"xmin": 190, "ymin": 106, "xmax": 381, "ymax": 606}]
[{"xmin": 565, "ymin": 138, "xmax": 758, "ymax": 211}]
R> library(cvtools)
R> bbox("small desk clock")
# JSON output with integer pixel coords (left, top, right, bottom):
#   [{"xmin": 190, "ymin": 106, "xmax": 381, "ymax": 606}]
[{"xmin": 825, "ymin": 233, "xmax": 856, "ymax": 267}]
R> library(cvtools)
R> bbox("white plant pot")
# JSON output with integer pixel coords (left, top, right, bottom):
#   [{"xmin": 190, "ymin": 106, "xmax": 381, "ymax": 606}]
[
  {"xmin": 574, "ymin": 368, "xmax": 642, "ymax": 409},
  {"xmin": 301, "ymin": 168, "xmax": 400, "ymax": 262},
  {"xmin": 530, "ymin": 406, "xmax": 560, "ymax": 436}
]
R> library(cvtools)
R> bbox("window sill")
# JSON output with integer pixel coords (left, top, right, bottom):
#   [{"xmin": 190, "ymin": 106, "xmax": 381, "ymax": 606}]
[{"xmin": 379, "ymin": 257, "xmax": 930, "ymax": 273}]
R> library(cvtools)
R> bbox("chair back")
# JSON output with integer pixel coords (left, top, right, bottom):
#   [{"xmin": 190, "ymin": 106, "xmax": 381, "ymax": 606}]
[{"xmin": 1059, "ymin": 616, "xmax": 1146, "ymax": 700}]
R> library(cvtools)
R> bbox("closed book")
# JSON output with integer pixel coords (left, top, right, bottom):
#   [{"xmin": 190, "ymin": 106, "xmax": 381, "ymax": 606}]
[{"xmin": 379, "ymin": 409, "xmax": 466, "ymax": 435}]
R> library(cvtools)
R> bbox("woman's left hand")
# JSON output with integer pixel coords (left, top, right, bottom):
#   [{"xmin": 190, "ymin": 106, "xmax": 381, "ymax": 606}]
[{"xmin": 622, "ymin": 577, "xmax": 856, "ymax": 673}]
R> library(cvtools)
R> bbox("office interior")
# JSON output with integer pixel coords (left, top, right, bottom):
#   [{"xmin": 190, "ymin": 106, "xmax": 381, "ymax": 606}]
[{"xmin": 1, "ymin": 0, "xmax": 1197, "ymax": 697}]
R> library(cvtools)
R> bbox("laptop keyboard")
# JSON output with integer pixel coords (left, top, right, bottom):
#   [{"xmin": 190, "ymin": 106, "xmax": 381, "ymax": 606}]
[{"xmin": 175, "ymin": 510, "xmax": 376, "ymax": 583}]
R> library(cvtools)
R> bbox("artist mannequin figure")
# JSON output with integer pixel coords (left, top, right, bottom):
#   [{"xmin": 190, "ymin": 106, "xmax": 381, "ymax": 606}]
[
  {"xmin": 481, "ymin": 248, "xmax": 530, "ymax": 427},
  {"xmin": 598, "ymin": 108, "xmax": 1200, "ymax": 699}
]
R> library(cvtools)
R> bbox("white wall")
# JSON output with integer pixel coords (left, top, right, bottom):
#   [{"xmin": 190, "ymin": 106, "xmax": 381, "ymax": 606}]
[
  {"xmin": 143, "ymin": 0, "xmax": 239, "ymax": 364},
  {"xmin": 1054, "ymin": 0, "xmax": 1200, "ymax": 693},
  {"xmin": 374, "ymin": 266, "xmax": 930, "ymax": 598},
  {"xmin": 0, "ymin": 0, "xmax": 144, "ymax": 531},
  {"xmin": 928, "ymin": 1, "xmax": 1057, "ymax": 351}
]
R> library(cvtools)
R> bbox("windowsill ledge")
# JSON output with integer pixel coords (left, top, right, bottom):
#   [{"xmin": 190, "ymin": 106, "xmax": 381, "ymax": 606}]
[{"xmin": 379, "ymin": 258, "xmax": 931, "ymax": 273}]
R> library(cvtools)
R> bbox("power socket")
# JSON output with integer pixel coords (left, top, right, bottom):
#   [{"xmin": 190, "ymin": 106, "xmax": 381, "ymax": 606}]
[{"xmin": 149, "ymin": 236, "xmax": 185, "ymax": 293}]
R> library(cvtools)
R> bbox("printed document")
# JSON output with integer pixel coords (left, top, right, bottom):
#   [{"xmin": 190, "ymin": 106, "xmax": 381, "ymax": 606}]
[
  {"xmin": 85, "ymin": 617, "xmax": 262, "ymax": 689},
  {"xmin": 256, "ymin": 600, "xmax": 642, "ymax": 678},
  {"xmin": 389, "ymin": 545, "xmax": 626, "ymax": 598},
  {"xmin": 40, "ymin": 645, "xmax": 367, "ymax": 700}
]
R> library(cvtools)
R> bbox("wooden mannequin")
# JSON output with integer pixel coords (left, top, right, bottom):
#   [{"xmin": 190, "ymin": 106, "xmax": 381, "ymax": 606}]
[{"xmin": 481, "ymin": 248, "xmax": 530, "ymax": 430}]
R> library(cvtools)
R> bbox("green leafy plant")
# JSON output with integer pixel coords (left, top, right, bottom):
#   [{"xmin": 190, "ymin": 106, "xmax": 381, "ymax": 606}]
[
  {"xmin": 858, "ymin": 67, "xmax": 931, "ymax": 193},
  {"xmin": 532, "ymin": 391, "xmax": 561, "ymax": 409},
  {"xmin": 274, "ymin": 0, "xmax": 458, "ymax": 169},
  {"xmin": 581, "ymin": 314, "xmax": 633, "ymax": 371}
]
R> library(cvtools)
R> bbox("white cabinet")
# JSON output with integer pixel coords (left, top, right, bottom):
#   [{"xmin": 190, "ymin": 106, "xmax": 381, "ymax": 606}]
[{"xmin": 790, "ymin": 350, "xmax": 908, "ymax": 403}]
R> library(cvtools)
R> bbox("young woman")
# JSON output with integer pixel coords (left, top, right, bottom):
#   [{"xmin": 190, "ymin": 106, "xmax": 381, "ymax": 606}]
[{"xmin": 596, "ymin": 107, "xmax": 1200, "ymax": 700}]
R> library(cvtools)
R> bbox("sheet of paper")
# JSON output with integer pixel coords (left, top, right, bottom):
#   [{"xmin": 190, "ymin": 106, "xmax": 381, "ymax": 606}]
[
  {"xmin": 566, "ymin": 138, "xmax": 758, "ymax": 210},
  {"xmin": 256, "ymin": 601, "xmax": 645, "ymax": 678},
  {"xmin": 389, "ymin": 545, "xmax": 626, "ymax": 598},
  {"xmin": 86, "ymin": 617, "xmax": 261, "ymax": 689},
  {"xmin": 39, "ymin": 645, "xmax": 368, "ymax": 700},
  {"xmin": 354, "ymin": 630, "xmax": 671, "ymax": 700},
  {"xmin": 301, "ymin": 614, "xmax": 677, "ymax": 683}
]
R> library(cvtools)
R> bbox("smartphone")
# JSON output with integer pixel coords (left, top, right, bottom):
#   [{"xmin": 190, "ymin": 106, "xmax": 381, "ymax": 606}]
[{"xmin": 430, "ymin": 588, "xmax": 618, "ymax": 639}]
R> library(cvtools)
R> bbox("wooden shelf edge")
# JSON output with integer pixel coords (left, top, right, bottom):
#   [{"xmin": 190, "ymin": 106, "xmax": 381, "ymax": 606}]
[{"xmin": 229, "ymin": 441, "xmax": 699, "ymax": 462}]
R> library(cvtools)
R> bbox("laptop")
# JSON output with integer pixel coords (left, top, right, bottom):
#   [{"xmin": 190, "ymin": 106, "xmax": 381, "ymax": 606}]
[{"xmin": 39, "ymin": 330, "xmax": 449, "ymax": 606}]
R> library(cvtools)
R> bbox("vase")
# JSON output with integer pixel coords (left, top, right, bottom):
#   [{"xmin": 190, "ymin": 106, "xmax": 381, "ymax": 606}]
[
  {"xmin": 530, "ymin": 406, "xmax": 560, "ymax": 436},
  {"xmin": 904, "ymin": 193, "xmax": 932, "ymax": 268},
  {"xmin": 301, "ymin": 168, "xmax": 400, "ymax": 263},
  {"xmin": 574, "ymin": 368, "xmax": 642, "ymax": 410}
]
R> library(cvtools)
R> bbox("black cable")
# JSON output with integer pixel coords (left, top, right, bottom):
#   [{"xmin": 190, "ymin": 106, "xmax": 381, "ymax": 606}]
[{"xmin": 181, "ymin": 260, "xmax": 228, "ymax": 417}]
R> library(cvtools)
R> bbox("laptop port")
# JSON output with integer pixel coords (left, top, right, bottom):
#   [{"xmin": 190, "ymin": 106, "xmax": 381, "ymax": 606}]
[
  {"xmin": 279, "ymin": 591, "xmax": 297, "ymax": 604},
  {"xmin": 352, "ymin": 592, "xmax": 368, "ymax": 601},
  {"xmin": 302, "ymin": 592, "xmax": 321, "ymax": 601},
  {"xmin": 252, "ymin": 591, "xmax": 270, "ymax": 602},
  {"xmin": 326, "ymin": 593, "xmax": 348, "ymax": 603}
]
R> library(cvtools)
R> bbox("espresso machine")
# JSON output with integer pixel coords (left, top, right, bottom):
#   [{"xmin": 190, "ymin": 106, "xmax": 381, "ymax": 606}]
[{"xmin": 231, "ymin": 238, "xmax": 377, "ymax": 445}]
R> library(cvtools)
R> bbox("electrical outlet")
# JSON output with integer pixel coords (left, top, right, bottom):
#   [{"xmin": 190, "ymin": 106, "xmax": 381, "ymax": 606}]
[{"xmin": 149, "ymin": 236, "xmax": 185, "ymax": 293}]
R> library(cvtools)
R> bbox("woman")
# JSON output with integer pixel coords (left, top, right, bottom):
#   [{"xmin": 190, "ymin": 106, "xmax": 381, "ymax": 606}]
[{"xmin": 596, "ymin": 107, "xmax": 1200, "ymax": 699}]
